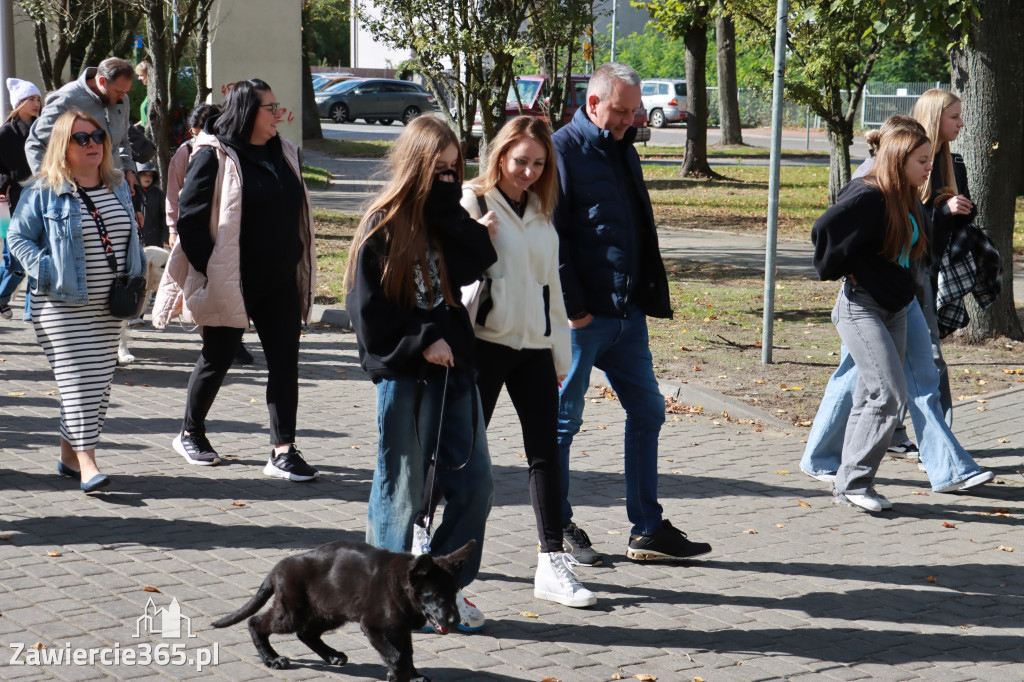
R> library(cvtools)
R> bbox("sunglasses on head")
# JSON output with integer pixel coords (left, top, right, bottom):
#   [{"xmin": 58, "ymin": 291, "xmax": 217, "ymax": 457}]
[{"xmin": 70, "ymin": 130, "xmax": 107, "ymax": 146}]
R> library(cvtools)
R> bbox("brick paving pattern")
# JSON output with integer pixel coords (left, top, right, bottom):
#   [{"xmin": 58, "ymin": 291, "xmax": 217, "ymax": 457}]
[{"xmin": 1, "ymin": 309, "xmax": 1022, "ymax": 681}]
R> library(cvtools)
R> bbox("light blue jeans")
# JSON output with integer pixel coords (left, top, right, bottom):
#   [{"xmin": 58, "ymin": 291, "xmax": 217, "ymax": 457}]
[
  {"xmin": 367, "ymin": 374, "xmax": 493, "ymax": 589},
  {"xmin": 558, "ymin": 306, "xmax": 665, "ymax": 536},
  {"xmin": 801, "ymin": 297, "xmax": 983, "ymax": 492}
]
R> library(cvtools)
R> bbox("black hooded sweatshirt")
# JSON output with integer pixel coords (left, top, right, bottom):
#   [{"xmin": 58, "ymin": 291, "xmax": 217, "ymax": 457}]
[
  {"xmin": 811, "ymin": 177, "xmax": 919, "ymax": 313},
  {"xmin": 346, "ymin": 178, "xmax": 497, "ymax": 384}
]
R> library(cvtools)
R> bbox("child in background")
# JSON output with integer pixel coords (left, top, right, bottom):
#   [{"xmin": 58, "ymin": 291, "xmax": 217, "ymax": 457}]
[{"xmin": 137, "ymin": 161, "xmax": 167, "ymax": 247}]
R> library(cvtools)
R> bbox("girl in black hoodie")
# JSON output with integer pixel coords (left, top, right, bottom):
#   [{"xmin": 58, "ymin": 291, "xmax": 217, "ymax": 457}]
[
  {"xmin": 346, "ymin": 116, "xmax": 497, "ymax": 631},
  {"xmin": 811, "ymin": 128, "xmax": 932, "ymax": 512}
]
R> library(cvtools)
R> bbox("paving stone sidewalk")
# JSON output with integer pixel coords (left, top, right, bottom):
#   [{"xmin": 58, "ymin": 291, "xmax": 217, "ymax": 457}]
[{"xmin": 1, "ymin": 308, "xmax": 1023, "ymax": 681}]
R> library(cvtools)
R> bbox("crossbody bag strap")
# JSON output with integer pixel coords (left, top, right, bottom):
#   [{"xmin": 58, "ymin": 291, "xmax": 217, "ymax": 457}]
[
  {"xmin": 476, "ymin": 193, "xmax": 487, "ymax": 217},
  {"xmin": 76, "ymin": 185, "xmax": 120, "ymax": 272}
]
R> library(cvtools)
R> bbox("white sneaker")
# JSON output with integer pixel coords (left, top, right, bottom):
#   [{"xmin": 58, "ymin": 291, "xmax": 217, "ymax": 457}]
[
  {"xmin": 871, "ymin": 487, "xmax": 893, "ymax": 510},
  {"xmin": 834, "ymin": 491, "xmax": 884, "ymax": 512},
  {"xmin": 803, "ymin": 470, "xmax": 836, "ymax": 483},
  {"xmin": 455, "ymin": 591, "xmax": 484, "ymax": 632},
  {"xmin": 535, "ymin": 552, "xmax": 597, "ymax": 608},
  {"xmin": 935, "ymin": 470, "xmax": 995, "ymax": 493},
  {"xmin": 411, "ymin": 523, "xmax": 431, "ymax": 556}
]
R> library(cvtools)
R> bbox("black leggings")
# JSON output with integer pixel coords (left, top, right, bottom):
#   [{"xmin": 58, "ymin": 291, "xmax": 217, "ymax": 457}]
[
  {"xmin": 181, "ymin": 284, "xmax": 302, "ymax": 444},
  {"xmin": 476, "ymin": 339, "xmax": 563, "ymax": 553}
]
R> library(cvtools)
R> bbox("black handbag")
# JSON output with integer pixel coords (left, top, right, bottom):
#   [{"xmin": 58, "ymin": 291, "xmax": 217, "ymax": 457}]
[{"xmin": 78, "ymin": 186, "xmax": 147, "ymax": 319}]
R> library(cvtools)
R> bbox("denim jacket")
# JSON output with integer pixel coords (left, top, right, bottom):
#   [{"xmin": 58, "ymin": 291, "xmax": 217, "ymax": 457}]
[{"xmin": 7, "ymin": 177, "xmax": 145, "ymax": 305}]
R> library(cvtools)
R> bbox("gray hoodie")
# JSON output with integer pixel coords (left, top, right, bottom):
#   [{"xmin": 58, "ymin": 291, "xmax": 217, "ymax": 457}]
[{"xmin": 25, "ymin": 67, "xmax": 136, "ymax": 175}]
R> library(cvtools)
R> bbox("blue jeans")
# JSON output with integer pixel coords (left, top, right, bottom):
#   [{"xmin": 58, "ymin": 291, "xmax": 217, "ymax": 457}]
[
  {"xmin": 558, "ymin": 306, "xmax": 665, "ymax": 536},
  {"xmin": 368, "ymin": 374, "xmax": 493, "ymax": 590},
  {"xmin": 801, "ymin": 298, "xmax": 982, "ymax": 491},
  {"xmin": 0, "ymin": 239, "xmax": 25, "ymax": 307}
]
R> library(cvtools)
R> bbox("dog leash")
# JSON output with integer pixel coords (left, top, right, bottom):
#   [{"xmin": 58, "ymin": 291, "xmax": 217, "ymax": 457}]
[{"xmin": 420, "ymin": 365, "xmax": 450, "ymax": 549}]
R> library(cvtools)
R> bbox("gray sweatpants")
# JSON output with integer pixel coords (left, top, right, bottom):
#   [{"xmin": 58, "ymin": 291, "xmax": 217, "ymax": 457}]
[{"xmin": 833, "ymin": 279, "xmax": 908, "ymax": 495}]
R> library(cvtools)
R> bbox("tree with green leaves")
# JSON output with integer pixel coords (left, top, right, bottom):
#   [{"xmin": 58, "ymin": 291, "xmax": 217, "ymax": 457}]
[
  {"xmin": 305, "ymin": 0, "xmax": 351, "ymax": 67},
  {"xmin": 633, "ymin": 0, "xmax": 720, "ymax": 178},
  {"xmin": 361, "ymin": 0, "xmax": 530, "ymax": 159},
  {"xmin": 526, "ymin": 0, "xmax": 596, "ymax": 132},
  {"xmin": 729, "ymin": 0, "xmax": 975, "ymax": 202}
]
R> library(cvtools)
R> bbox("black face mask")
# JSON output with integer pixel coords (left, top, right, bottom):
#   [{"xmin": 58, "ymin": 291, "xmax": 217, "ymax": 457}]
[{"xmin": 434, "ymin": 169, "xmax": 458, "ymax": 184}]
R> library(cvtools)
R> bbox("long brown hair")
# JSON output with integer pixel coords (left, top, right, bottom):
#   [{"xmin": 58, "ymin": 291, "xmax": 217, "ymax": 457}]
[
  {"xmin": 345, "ymin": 116, "xmax": 463, "ymax": 310},
  {"xmin": 864, "ymin": 129, "xmax": 930, "ymax": 263},
  {"xmin": 864, "ymin": 115, "xmax": 924, "ymax": 158},
  {"xmin": 471, "ymin": 116, "xmax": 558, "ymax": 218},
  {"xmin": 912, "ymin": 89, "xmax": 960, "ymax": 204}
]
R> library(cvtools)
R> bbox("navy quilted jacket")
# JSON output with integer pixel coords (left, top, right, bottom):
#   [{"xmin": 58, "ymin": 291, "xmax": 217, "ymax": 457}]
[{"xmin": 552, "ymin": 106, "xmax": 672, "ymax": 320}]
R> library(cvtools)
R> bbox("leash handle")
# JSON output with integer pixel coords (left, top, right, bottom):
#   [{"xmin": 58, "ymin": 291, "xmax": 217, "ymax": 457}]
[{"xmin": 422, "ymin": 365, "xmax": 449, "ymax": 541}]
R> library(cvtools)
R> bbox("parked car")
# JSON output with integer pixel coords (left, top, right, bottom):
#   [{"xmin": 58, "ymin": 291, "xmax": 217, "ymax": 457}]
[
  {"xmin": 313, "ymin": 73, "xmax": 358, "ymax": 92},
  {"xmin": 640, "ymin": 78, "xmax": 688, "ymax": 128},
  {"xmin": 315, "ymin": 78, "xmax": 437, "ymax": 125},
  {"xmin": 467, "ymin": 75, "xmax": 650, "ymax": 142}
]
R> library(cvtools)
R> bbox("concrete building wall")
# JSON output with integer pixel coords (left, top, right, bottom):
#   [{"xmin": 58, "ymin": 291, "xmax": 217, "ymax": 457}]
[
  {"xmin": 207, "ymin": 0, "xmax": 302, "ymax": 146},
  {"xmin": 350, "ymin": 1, "xmax": 411, "ymax": 70}
]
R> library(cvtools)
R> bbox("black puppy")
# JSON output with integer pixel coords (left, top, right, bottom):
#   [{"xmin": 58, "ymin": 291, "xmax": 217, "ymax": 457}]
[{"xmin": 212, "ymin": 539, "xmax": 475, "ymax": 681}]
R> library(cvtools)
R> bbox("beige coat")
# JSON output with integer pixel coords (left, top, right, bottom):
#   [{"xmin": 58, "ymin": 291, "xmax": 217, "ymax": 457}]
[{"xmin": 152, "ymin": 133, "xmax": 316, "ymax": 329}]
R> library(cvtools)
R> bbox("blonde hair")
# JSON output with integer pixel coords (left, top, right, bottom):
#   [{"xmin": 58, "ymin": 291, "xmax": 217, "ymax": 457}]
[
  {"xmin": 345, "ymin": 116, "xmax": 463, "ymax": 310},
  {"xmin": 912, "ymin": 89, "xmax": 960, "ymax": 204},
  {"xmin": 471, "ymin": 116, "xmax": 557, "ymax": 218},
  {"xmin": 864, "ymin": 129, "xmax": 930, "ymax": 263},
  {"xmin": 3, "ymin": 96, "xmax": 39, "ymax": 125},
  {"xmin": 36, "ymin": 109, "xmax": 122, "ymax": 192}
]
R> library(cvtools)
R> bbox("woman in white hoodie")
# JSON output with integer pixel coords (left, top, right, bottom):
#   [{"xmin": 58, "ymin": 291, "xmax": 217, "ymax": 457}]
[{"xmin": 461, "ymin": 116, "xmax": 596, "ymax": 608}]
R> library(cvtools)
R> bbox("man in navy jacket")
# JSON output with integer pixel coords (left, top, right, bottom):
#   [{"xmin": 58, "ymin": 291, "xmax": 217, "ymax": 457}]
[{"xmin": 552, "ymin": 62, "xmax": 711, "ymax": 566}]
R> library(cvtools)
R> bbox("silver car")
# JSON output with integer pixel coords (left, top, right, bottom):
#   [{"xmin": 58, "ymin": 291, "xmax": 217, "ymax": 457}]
[
  {"xmin": 640, "ymin": 79, "xmax": 688, "ymax": 128},
  {"xmin": 314, "ymin": 78, "xmax": 437, "ymax": 125}
]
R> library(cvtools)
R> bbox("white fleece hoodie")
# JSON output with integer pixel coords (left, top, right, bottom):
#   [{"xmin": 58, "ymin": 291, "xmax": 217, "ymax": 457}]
[{"xmin": 460, "ymin": 185, "xmax": 571, "ymax": 376}]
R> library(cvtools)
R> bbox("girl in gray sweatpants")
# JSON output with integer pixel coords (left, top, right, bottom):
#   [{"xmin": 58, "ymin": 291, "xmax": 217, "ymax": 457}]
[{"xmin": 810, "ymin": 127, "xmax": 934, "ymax": 512}]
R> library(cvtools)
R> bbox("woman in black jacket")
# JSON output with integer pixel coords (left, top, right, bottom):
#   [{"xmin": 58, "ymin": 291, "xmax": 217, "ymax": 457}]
[
  {"xmin": 345, "ymin": 115, "xmax": 497, "ymax": 632},
  {"xmin": 811, "ymin": 128, "xmax": 933, "ymax": 512},
  {"xmin": 0, "ymin": 78, "xmax": 41, "ymax": 320}
]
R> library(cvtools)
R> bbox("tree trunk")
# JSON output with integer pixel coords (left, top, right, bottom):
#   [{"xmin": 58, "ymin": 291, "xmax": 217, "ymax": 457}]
[
  {"xmin": 678, "ymin": 20, "xmax": 719, "ymax": 178},
  {"xmin": 300, "ymin": 5, "xmax": 323, "ymax": 141},
  {"xmin": 825, "ymin": 122, "xmax": 851, "ymax": 205},
  {"xmin": 950, "ymin": 0, "xmax": 1024, "ymax": 341},
  {"xmin": 143, "ymin": 0, "xmax": 172, "ymax": 184},
  {"xmin": 714, "ymin": 9, "xmax": 742, "ymax": 146},
  {"xmin": 195, "ymin": 15, "xmax": 211, "ymax": 105}
]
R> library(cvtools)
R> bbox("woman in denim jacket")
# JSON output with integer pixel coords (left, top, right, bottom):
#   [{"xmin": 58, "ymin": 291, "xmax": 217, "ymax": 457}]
[{"xmin": 8, "ymin": 109, "xmax": 145, "ymax": 493}]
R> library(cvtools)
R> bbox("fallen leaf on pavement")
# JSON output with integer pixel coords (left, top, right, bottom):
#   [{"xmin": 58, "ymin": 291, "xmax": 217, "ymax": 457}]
[
  {"xmin": 912, "ymin": 491, "xmax": 928, "ymax": 495},
  {"xmin": 350, "ymin": 445, "xmax": 360, "ymax": 449},
  {"xmin": 0, "ymin": 533, "xmax": 12, "ymax": 540},
  {"xmin": 31, "ymin": 643, "xmax": 45, "ymax": 650},
  {"xmin": 997, "ymin": 545, "xmax": 1013, "ymax": 552},
  {"xmin": 754, "ymin": 380, "xmax": 765, "ymax": 384},
  {"xmin": 232, "ymin": 502, "xmax": 246, "ymax": 507},
  {"xmin": 926, "ymin": 576, "xmax": 937, "ymax": 583},
  {"xmin": 607, "ymin": 530, "xmax": 621, "ymax": 535},
  {"xmin": 977, "ymin": 406, "xmax": 986, "ymax": 411},
  {"xmin": 775, "ymin": 470, "xmax": 790, "ymax": 475},
  {"xmin": 7, "ymin": 392, "xmax": 25, "ymax": 397},
  {"xmin": 520, "ymin": 611, "xmax": 539, "ymax": 618},
  {"xmin": 776, "ymin": 523, "xmax": 785, "ymax": 528},
  {"xmin": 998, "ymin": 438, "xmax": 1010, "ymax": 443},
  {"xmin": 942, "ymin": 522, "xmax": 956, "ymax": 528},
  {"xmin": 46, "ymin": 550, "xmax": 60, "ymax": 557},
  {"xmin": 988, "ymin": 509, "xmax": 1011, "ymax": 517},
  {"xmin": 744, "ymin": 529, "xmax": 758, "ymax": 534},
  {"xmin": 516, "ymin": 453, "xmax": 527, "ymax": 458},
  {"xmin": 633, "ymin": 675, "xmax": 657, "ymax": 681},
  {"xmin": 797, "ymin": 500, "xmax": 811, "ymax": 507},
  {"xmin": 541, "ymin": 678, "xmax": 561, "ymax": 682},
  {"xmin": 250, "ymin": 397, "xmax": 259, "ymax": 403},
  {"xmin": 143, "ymin": 586, "xmax": 161, "ymax": 593}
]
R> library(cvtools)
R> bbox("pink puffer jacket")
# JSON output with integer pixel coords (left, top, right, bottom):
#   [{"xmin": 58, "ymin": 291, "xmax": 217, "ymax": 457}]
[{"xmin": 152, "ymin": 133, "xmax": 316, "ymax": 329}]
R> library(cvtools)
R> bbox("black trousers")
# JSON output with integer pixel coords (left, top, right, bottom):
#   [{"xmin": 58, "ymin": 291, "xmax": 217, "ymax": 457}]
[
  {"xmin": 475, "ymin": 338, "xmax": 563, "ymax": 553},
  {"xmin": 182, "ymin": 283, "xmax": 302, "ymax": 444}
]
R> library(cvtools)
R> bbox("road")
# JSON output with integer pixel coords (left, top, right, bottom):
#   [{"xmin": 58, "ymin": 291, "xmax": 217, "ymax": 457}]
[{"xmin": 317, "ymin": 118, "xmax": 871, "ymax": 159}]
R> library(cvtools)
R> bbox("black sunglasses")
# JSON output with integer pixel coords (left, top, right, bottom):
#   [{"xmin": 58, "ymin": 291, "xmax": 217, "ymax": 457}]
[{"xmin": 70, "ymin": 130, "xmax": 107, "ymax": 146}]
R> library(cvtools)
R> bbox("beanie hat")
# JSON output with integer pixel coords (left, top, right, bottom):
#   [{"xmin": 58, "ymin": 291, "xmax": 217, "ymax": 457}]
[{"xmin": 6, "ymin": 78, "xmax": 41, "ymax": 109}]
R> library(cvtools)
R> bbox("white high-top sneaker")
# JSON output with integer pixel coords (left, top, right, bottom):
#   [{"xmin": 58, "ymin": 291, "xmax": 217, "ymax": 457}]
[{"xmin": 534, "ymin": 552, "xmax": 597, "ymax": 608}]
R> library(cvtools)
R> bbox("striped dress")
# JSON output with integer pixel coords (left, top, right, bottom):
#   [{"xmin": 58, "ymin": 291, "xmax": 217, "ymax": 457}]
[{"xmin": 31, "ymin": 185, "xmax": 132, "ymax": 450}]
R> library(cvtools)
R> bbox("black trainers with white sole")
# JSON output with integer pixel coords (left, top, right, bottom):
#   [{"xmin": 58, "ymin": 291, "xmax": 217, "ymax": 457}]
[
  {"xmin": 173, "ymin": 432, "xmax": 220, "ymax": 466},
  {"xmin": 561, "ymin": 523, "xmax": 602, "ymax": 566},
  {"xmin": 626, "ymin": 520, "xmax": 712, "ymax": 561},
  {"xmin": 264, "ymin": 445, "xmax": 319, "ymax": 481}
]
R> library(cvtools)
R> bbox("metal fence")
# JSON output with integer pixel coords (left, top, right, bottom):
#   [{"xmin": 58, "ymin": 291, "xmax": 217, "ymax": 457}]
[{"xmin": 860, "ymin": 81, "xmax": 951, "ymax": 128}]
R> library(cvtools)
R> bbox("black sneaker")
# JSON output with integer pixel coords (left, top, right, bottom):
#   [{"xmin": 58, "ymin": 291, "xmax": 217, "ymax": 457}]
[
  {"xmin": 561, "ymin": 523, "xmax": 602, "ymax": 566},
  {"xmin": 0, "ymin": 303, "xmax": 12, "ymax": 320},
  {"xmin": 626, "ymin": 520, "xmax": 711, "ymax": 561},
  {"xmin": 887, "ymin": 439, "xmax": 919, "ymax": 460},
  {"xmin": 173, "ymin": 432, "xmax": 220, "ymax": 466},
  {"xmin": 235, "ymin": 342, "xmax": 254, "ymax": 365},
  {"xmin": 264, "ymin": 445, "xmax": 319, "ymax": 481}
]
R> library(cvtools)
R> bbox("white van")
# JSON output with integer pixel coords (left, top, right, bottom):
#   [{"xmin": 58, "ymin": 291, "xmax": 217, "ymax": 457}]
[{"xmin": 640, "ymin": 79, "xmax": 688, "ymax": 128}]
